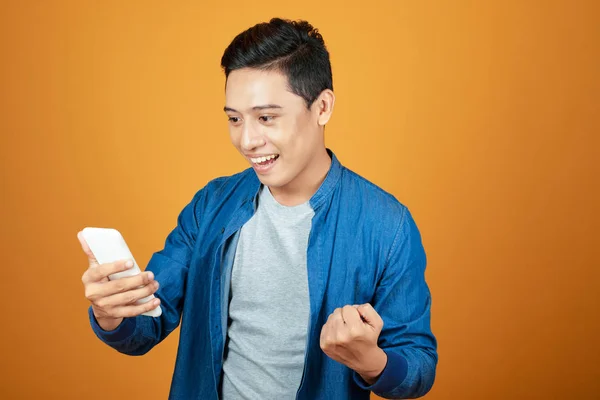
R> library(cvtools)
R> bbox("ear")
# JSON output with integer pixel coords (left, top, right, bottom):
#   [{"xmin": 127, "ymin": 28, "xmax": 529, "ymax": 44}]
[{"xmin": 313, "ymin": 89, "xmax": 335, "ymax": 126}]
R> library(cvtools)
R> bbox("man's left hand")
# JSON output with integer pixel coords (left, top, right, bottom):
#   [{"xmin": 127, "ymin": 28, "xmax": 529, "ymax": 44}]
[{"xmin": 320, "ymin": 303, "xmax": 388, "ymax": 385}]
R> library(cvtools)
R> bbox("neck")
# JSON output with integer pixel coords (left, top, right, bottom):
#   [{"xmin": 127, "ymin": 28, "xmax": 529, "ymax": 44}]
[{"xmin": 270, "ymin": 147, "xmax": 331, "ymax": 206}]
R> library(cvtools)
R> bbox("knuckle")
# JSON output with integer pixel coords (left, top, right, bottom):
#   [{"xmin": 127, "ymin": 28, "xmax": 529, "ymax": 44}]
[
  {"xmin": 125, "ymin": 293, "xmax": 137, "ymax": 304},
  {"xmin": 89, "ymin": 269, "xmax": 102, "ymax": 281},
  {"xmin": 103, "ymin": 262, "xmax": 115, "ymax": 272},
  {"xmin": 115, "ymin": 281, "xmax": 127, "ymax": 293},
  {"xmin": 85, "ymin": 269, "xmax": 97, "ymax": 281},
  {"xmin": 338, "ymin": 332, "xmax": 350, "ymax": 344},
  {"xmin": 92, "ymin": 307, "xmax": 106, "ymax": 319},
  {"xmin": 348, "ymin": 328, "xmax": 360, "ymax": 339}
]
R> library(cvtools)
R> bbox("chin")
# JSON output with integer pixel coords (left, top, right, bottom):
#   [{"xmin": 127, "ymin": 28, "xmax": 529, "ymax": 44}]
[
  {"xmin": 257, "ymin": 175, "xmax": 281, "ymax": 188},
  {"xmin": 256, "ymin": 173, "xmax": 290, "ymax": 189}
]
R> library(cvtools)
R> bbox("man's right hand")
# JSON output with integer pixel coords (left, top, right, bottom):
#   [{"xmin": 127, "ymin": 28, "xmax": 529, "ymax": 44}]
[{"xmin": 78, "ymin": 231, "xmax": 161, "ymax": 332}]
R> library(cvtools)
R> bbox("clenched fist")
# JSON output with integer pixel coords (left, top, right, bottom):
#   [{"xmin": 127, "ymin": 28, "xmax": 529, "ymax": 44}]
[{"xmin": 320, "ymin": 304, "xmax": 387, "ymax": 385}]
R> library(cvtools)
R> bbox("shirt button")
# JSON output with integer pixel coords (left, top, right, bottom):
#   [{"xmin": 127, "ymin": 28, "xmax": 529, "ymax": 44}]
[{"xmin": 221, "ymin": 227, "xmax": 225, "ymax": 234}]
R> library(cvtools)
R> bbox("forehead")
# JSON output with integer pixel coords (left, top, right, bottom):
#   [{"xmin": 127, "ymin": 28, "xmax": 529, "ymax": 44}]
[{"xmin": 225, "ymin": 68, "xmax": 299, "ymax": 109}]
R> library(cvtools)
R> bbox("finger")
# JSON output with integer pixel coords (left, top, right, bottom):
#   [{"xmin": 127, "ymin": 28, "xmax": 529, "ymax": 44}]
[
  {"xmin": 356, "ymin": 303, "xmax": 383, "ymax": 329},
  {"xmin": 351, "ymin": 304, "xmax": 367, "ymax": 322},
  {"xmin": 320, "ymin": 319, "xmax": 335, "ymax": 350},
  {"xmin": 332, "ymin": 307, "xmax": 344, "ymax": 323},
  {"xmin": 319, "ymin": 321, "xmax": 329, "ymax": 344},
  {"xmin": 86, "ymin": 271, "xmax": 155, "ymax": 300},
  {"xmin": 77, "ymin": 231, "xmax": 99, "ymax": 267},
  {"xmin": 81, "ymin": 269, "xmax": 107, "ymax": 286},
  {"xmin": 341, "ymin": 305, "xmax": 363, "ymax": 329},
  {"xmin": 83, "ymin": 259, "xmax": 133, "ymax": 284},
  {"xmin": 111, "ymin": 298, "xmax": 161, "ymax": 318},
  {"xmin": 331, "ymin": 307, "xmax": 349, "ymax": 333},
  {"xmin": 95, "ymin": 280, "xmax": 159, "ymax": 308}
]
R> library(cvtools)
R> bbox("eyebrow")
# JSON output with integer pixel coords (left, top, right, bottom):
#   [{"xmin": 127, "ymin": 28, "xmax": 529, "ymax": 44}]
[{"xmin": 223, "ymin": 104, "xmax": 283, "ymax": 113}]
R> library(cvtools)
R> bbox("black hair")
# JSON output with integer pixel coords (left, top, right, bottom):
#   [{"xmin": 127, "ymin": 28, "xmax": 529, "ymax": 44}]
[{"xmin": 221, "ymin": 18, "xmax": 333, "ymax": 109}]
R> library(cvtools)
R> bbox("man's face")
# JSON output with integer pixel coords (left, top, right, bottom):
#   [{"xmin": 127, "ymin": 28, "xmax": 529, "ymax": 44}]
[{"xmin": 224, "ymin": 67, "xmax": 324, "ymax": 191}]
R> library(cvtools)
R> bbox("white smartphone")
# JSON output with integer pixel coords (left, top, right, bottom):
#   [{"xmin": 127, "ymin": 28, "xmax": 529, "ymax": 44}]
[{"xmin": 81, "ymin": 227, "xmax": 162, "ymax": 317}]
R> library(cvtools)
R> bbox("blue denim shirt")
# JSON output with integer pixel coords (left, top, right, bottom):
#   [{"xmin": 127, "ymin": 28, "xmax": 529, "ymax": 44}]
[{"xmin": 88, "ymin": 150, "xmax": 437, "ymax": 399}]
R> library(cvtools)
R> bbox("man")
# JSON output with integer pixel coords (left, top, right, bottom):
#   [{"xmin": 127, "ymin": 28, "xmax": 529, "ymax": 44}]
[{"xmin": 78, "ymin": 18, "xmax": 437, "ymax": 399}]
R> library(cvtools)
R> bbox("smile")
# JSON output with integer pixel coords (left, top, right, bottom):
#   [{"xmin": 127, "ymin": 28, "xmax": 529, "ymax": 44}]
[
  {"xmin": 250, "ymin": 154, "xmax": 280, "ymax": 173},
  {"xmin": 250, "ymin": 154, "xmax": 279, "ymax": 164}
]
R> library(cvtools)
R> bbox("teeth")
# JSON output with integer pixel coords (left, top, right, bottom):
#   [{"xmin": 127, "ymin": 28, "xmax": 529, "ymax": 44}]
[{"xmin": 251, "ymin": 154, "xmax": 277, "ymax": 163}]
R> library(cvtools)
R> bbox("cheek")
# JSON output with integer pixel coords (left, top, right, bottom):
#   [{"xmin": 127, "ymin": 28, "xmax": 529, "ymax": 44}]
[
  {"xmin": 228, "ymin": 128, "xmax": 240, "ymax": 147},
  {"xmin": 292, "ymin": 115, "xmax": 317, "ymax": 145},
  {"xmin": 275, "ymin": 120, "xmax": 303, "ymax": 148}
]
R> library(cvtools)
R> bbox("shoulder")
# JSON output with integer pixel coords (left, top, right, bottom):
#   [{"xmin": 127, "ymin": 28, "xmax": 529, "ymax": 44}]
[
  {"xmin": 339, "ymin": 166, "xmax": 408, "ymax": 221},
  {"xmin": 186, "ymin": 168, "xmax": 258, "ymax": 212},
  {"xmin": 337, "ymin": 166, "xmax": 424, "ymax": 267}
]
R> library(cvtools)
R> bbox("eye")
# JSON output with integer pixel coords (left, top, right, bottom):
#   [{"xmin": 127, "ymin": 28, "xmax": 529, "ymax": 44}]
[
  {"xmin": 228, "ymin": 116, "xmax": 241, "ymax": 124},
  {"xmin": 259, "ymin": 115, "xmax": 275, "ymax": 123}
]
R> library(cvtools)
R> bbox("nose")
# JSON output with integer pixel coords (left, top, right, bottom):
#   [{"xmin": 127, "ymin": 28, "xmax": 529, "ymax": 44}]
[{"xmin": 240, "ymin": 121, "xmax": 266, "ymax": 152}]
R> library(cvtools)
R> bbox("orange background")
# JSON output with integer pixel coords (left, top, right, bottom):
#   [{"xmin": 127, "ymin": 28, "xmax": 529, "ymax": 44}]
[{"xmin": 0, "ymin": 1, "xmax": 598, "ymax": 399}]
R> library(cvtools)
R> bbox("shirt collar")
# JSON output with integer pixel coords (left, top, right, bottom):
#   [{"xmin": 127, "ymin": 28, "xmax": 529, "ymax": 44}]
[
  {"xmin": 309, "ymin": 148, "xmax": 342, "ymax": 210},
  {"xmin": 248, "ymin": 148, "xmax": 343, "ymax": 210}
]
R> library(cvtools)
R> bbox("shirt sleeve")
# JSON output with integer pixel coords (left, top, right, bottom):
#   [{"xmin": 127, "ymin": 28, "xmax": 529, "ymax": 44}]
[
  {"xmin": 353, "ymin": 206, "xmax": 438, "ymax": 398},
  {"xmin": 89, "ymin": 189, "xmax": 204, "ymax": 355}
]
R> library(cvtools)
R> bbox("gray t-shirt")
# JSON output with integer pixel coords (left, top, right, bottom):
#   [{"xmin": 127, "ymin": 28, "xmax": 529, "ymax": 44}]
[{"xmin": 221, "ymin": 184, "xmax": 313, "ymax": 399}]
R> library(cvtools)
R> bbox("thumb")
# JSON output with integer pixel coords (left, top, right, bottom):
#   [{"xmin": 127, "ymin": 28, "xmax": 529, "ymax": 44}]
[{"xmin": 77, "ymin": 231, "xmax": 99, "ymax": 267}]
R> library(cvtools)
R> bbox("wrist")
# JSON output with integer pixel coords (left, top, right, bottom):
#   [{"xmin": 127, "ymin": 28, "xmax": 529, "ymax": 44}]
[
  {"xmin": 357, "ymin": 347, "xmax": 387, "ymax": 385},
  {"xmin": 95, "ymin": 315, "xmax": 124, "ymax": 332}
]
